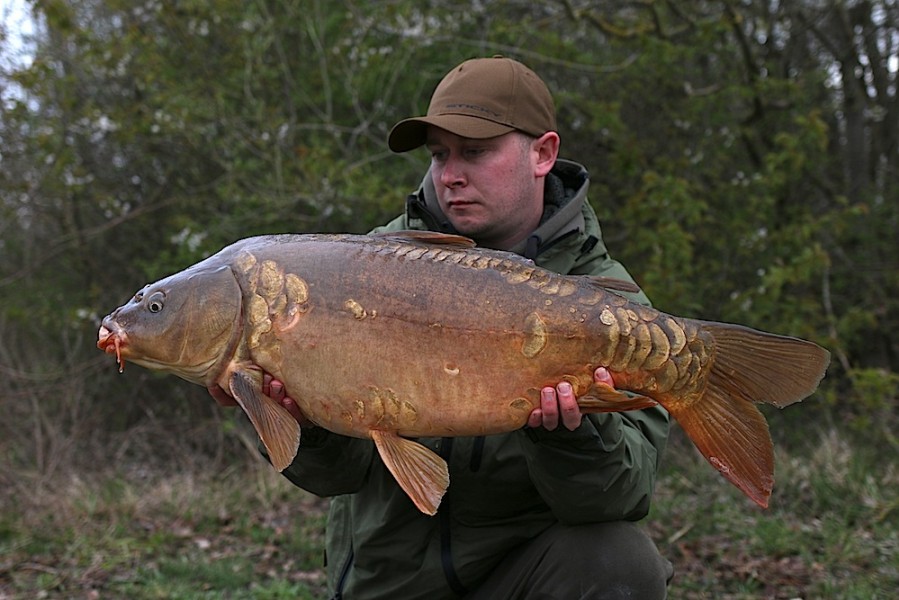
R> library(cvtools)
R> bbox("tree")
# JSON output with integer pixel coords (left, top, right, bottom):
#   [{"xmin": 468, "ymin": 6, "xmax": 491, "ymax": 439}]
[{"xmin": 0, "ymin": 0, "xmax": 895, "ymax": 476}]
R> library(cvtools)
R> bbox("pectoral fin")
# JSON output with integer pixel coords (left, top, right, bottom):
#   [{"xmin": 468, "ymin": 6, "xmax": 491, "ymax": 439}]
[
  {"xmin": 370, "ymin": 430, "xmax": 449, "ymax": 516},
  {"xmin": 577, "ymin": 381, "xmax": 659, "ymax": 413},
  {"xmin": 229, "ymin": 369, "xmax": 301, "ymax": 471}
]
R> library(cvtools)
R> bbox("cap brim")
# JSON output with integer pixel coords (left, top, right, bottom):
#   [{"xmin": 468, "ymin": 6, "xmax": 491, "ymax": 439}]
[{"xmin": 387, "ymin": 114, "xmax": 516, "ymax": 153}]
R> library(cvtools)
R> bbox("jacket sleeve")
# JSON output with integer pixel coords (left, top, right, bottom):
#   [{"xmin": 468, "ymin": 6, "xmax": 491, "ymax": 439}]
[
  {"xmin": 369, "ymin": 213, "xmax": 412, "ymax": 234},
  {"xmin": 277, "ymin": 427, "xmax": 376, "ymax": 497},
  {"xmin": 519, "ymin": 406, "xmax": 669, "ymax": 523}
]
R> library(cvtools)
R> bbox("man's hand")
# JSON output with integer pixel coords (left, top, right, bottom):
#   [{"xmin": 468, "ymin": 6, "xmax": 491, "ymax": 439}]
[
  {"xmin": 206, "ymin": 375, "xmax": 311, "ymax": 426},
  {"xmin": 527, "ymin": 367, "xmax": 615, "ymax": 431},
  {"xmin": 262, "ymin": 373, "xmax": 312, "ymax": 426}
]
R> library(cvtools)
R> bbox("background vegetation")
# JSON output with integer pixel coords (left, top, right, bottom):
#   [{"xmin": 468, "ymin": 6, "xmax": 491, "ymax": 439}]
[{"xmin": 1, "ymin": 0, "xmax": 896, "ymax": 597}]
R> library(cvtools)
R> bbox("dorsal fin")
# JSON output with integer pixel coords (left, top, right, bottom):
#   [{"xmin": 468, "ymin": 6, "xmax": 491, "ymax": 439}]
[
  {"xmin": 371, "ymin": 230, "xmax": 476, "ymax": 248},
  {"xmin": 584, "ymin": 276, "xmax": 642, "ymax": 294}
]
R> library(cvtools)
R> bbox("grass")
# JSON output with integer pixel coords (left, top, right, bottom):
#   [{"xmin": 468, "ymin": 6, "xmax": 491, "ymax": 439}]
[
  {"xmin": 2, "ymin": 426, "xmax": 896, "ymax": 599},
  {"xmin": 648, "ymin": 427, "xmax": 899, "ymax": 599},
  {"xmin": 1, "ymin": 465, "xmax": 330, "ymax": 599}
]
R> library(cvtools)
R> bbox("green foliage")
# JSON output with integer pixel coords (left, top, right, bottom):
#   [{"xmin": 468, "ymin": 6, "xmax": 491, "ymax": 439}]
[
  {"xmin": 834, "ymin": 368, "xmax": 899, "ymax": 442},
  {"xmin": 617, "ymin": 170, "xmax": 705, "ymax": 313}
]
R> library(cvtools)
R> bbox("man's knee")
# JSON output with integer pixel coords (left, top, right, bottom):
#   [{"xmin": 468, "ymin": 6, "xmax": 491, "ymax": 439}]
[
  {"xmin": 468, "ymin": 521, "xmax": 673, "ymax": 600},
  {"xmin": 543, "ymin": 521, "xmax": 672, "ymax": 598}
]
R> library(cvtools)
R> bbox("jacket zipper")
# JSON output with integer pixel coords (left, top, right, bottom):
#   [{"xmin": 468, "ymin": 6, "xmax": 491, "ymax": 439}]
[{"xmin": 330, "ymin": 548, "xmax": 354, "ymax": 600}]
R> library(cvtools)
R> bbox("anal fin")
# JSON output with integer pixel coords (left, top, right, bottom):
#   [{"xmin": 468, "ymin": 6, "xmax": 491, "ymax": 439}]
[
  {"xmin": 229, "ymin": 368, "xmax": 301, "ymax": 471},
  {"xmin": 370, "ymin": 430, "xmax": 449, "ymax": 516}
]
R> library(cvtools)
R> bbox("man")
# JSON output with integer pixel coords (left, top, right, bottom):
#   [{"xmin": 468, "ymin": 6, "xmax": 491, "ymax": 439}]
[{"xmin": 256, "ymin": 56, "xmax": 673, "ymax": 598}]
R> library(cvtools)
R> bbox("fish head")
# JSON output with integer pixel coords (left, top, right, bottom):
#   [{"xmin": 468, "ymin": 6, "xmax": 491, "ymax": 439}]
[{"xmin": 98, "ymin": 264, "xmax": 243, "ymax": 386}]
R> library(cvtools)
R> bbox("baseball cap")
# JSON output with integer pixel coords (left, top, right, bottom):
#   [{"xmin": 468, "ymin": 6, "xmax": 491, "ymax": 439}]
[{"xmin": 387, "ymin": 56, "xmax": 557, "ymax": 153}]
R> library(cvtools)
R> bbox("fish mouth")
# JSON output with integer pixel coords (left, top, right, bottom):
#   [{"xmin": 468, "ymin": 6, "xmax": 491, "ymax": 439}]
[{"xmin": 98, "ymin": 320, "xmax": 128, "ymax": 373}]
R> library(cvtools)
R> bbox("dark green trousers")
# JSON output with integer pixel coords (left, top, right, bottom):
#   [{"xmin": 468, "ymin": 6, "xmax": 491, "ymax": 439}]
[{"xmin": 466, "ymin": 521, "xmax": 673, "ymax": 600}]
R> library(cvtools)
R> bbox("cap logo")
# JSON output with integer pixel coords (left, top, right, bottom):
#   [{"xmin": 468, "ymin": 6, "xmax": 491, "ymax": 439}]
[{"xmin": 444, "ymin": 103, "xmax": 502, "ymax": 118}]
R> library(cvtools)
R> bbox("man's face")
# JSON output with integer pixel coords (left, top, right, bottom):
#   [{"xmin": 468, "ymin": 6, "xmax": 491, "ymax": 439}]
[{"xmin": 425, "ymin": 127, "xmax": 546, "ymax": 251}]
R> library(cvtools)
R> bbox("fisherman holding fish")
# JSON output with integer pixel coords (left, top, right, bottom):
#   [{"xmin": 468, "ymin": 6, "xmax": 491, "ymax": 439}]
[
  {"xmin": 260, "ymin": 57, "xmax": 674, "ymax": 598},
  {"xmin": 100, "ymin": 54, "xmax": 829, "ymax": 598}
]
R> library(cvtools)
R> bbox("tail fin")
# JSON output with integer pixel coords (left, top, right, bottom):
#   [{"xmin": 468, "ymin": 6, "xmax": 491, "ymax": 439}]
[{"xmin": 664, "ymin": 323, "xmax": 830, "ymax": 508}]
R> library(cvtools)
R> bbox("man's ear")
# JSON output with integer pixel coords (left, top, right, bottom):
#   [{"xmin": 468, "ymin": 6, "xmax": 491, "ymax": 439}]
[{"xmin": 532, "ymin": 131, "xmax": 560, "ymax": 177}]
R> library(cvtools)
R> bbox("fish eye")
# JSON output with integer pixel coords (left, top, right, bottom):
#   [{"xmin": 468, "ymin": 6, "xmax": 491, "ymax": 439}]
[{"xmin": 147, "ymin": 291, "xmax": 165, "ymax": 313}]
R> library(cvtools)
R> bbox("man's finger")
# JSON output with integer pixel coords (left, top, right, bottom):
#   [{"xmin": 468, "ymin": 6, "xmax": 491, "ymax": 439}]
[
  {"xmin": 280, "ymin": 396, "xmax": 311, "ymax": 426},
  {"xmin": 527, "ymin": 408, "xmax": 544, "ymax": 429},
  {"xmin": 263, "ymin": 373, "xmax": 286, "ymax": 401},
  {"xmin": 540, "ymin": 386, "xmax": 559, "ymax": 430},
  {"xmin": 594, "ymin": 367, "xmax": 615, "ymax": 387},
  {"xmin": 556, "ymin": 381, "xmax": 582, "ymax": 431}
]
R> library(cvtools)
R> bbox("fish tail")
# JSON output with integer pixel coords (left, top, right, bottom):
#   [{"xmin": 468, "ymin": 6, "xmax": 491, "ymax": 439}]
[{"xmin": 661, "ymin": 322, "xmax": 830, "ymax": 508}]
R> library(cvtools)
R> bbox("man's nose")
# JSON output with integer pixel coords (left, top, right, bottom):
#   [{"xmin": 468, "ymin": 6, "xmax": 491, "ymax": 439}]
[{"xmin": 439, "ymin": 156, "xmax": 466, "ymax": 187}]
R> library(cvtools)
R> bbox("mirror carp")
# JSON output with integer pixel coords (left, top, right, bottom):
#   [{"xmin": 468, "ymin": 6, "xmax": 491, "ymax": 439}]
[{"xmin": 98, "ymin": 231, "xmax": 830, "ymax": 515}]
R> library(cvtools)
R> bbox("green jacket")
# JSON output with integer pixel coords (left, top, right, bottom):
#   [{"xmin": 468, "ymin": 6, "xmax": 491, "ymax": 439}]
[{"xmin": 280, "ymin": 159, "xmax": 670, "ymax": 599}]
